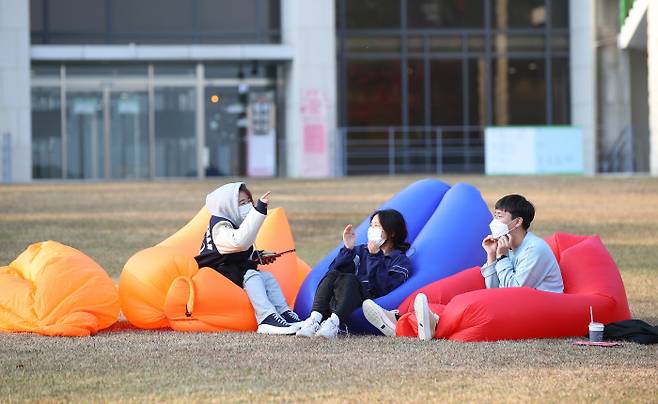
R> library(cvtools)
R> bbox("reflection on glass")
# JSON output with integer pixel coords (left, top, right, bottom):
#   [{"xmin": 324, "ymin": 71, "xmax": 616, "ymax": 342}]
[
  {"xmin": 493, "ymin": 58, "xmax": 546, "ymax": 125},
  {"xmin": 155, "ymin": 88, "xmax": 197, "ymax": 177},
  {"xmin": 408, "ymin": 60, "xmax": 426, "ymax": 126},
  {"xmin": 110, "ymin": 92, "xmax": 149, "ymax": 178},
  {"xmin": 468, "ymin": 59, "xmax": 486, "ymax": 126},
  {"xmin": 495, "ymin": 0, "xmax": 546, "ymax": 28},
  {"xmin": 347, "ymin": 61, "xmax": 401, "ymax": 126},
  {"xmin": 551, "ymin": 58, "xmax": 570, "ymax": 125},
  {"xmin": 32, "ymin": 88, "xmax": 62, "ymax": 179},
  {"xmin": 345, "ymin": 36, "xmax": 401, "ymax": 53},
  {"xmin": 407, "ymin": 0, "xmax": 485, "ymax": 28},
  {"xmin": 430, "ymin": 60, "xmax": 463, "ymax": 125},
  {"xmin": 66, "ymin": 92, "xmax": 104, "ymax": 179},
  {"xmin": 345, "ymin": 0, "xmax": 400, "ymax": 29},
  {"xmin": 551, "ymin": 0, "xmax": 569, "ymax": 28},
  {"xmin": 205, "ymin": 88, "xmax": 241, "ymax": 176},
  {"xmin": 31, "ymin": 0, "xmax": 280, "ymax": 44}
]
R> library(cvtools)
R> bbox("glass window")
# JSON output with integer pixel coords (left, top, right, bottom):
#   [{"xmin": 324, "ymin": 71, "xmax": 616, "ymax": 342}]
[
  {"xmin": 494, "ymin": 0, "xmax": 546, "ymax": 28},
  {"xmin": 551, "ymin": 58, "xmax": 570, "ymax": 124},
  {"xmin": 205, "ymin": 87, "xmax": 242, "ymax": 176},
  {"xmin": 468, "ymin": 58, "xmax": 486, "ymax": 126},
  {"xmin": 31, "ymin": 65, "xmax": 60, "ymax": 78},
  {"xmin": 494, "ymin": 34, "xmax": 545, "ymax": 54},
  {"xmin": 551, "ymin": 0, "xmax": 569, "ymax": 28},
  {"xmin": 30, "ymin": 0, "xmax": 43, "ymax": 32},
  {"xmin": 430, "ymin": 60, "xmax": 463, "ymax": 125},
  {"xmin": 32, "ymin": 0, "xmax": 280, "ymax": 44},
  {"xmin": 111, "ymin": 0, "xmax": 194, "ymax": 34},
  {"xmin": 154, "ymin": 64, "xmax": 196, "ymax": 79},
  {"xmin": 345, "ymin": 0, "xmax": 400, "ymax": 29},
  {"xmin": 346, "ymin": 60, "xmax": 401, "ymax": 126},
  {"xmin": 199, "ymin": 0, "xmax": 277, "ymax": 34},
  {"xmin": 32, "ymin": 88, "xmax": 63, "ymax": 179},
  {"xmin": 407, "ymin": 60, "xmax": 426, "ymax": 126},
  {"xmin": 65, "ymin": 91, "xmax": 104, "ymax": 179},
  {"xmin": 345, "ymin": 36, "xmax": 401, "ymax": 54},
  {"xmin": 155, "ymin": 88, "xmax": 197, "ymax": 177},
  {"xmin": 551, "ymin": 33, "xmax": 569, "ymax": 53},
  {"xmin": 493, "ymin": 58, "xmax": 546, "ymax": 125},
  {"xmin": 407, "ymin": 0, "xmax": 485, "ymax": 28},
  {"xmin": 205, "ymin": 64, "xmax": 242, "ymax": 79},
  {"xmin": 65, "ymin": 64, "xmax": 148, "ymax": 78},
  {"xmin": 110, "ymin": 92, "xmax": 149, "ymax": 178},
  {"xmin": 49, "ymin": 0, "xmax": 106, "ymax": 33}
]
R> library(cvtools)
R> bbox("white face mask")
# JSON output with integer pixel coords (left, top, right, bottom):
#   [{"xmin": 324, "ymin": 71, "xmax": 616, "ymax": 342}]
[
  {"xmin": 367, "ymin": 226, "xmax": 386, "ymax": 248},
  {"xmin": 239, "ymin": 203, "xmax": 253, "ymax": 220},
  {"xmin": 489, "ymin": 218, "xmax": 517, "ymax": 239}
]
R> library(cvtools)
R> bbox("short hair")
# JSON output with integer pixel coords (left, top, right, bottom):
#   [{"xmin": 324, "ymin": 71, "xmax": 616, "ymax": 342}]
[{"xmin": 494, "ymin": 194, "xmax": 535, "ymax": 230}]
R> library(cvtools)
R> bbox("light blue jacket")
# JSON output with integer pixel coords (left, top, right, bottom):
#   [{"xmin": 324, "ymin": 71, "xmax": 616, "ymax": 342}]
[{"xmin": 480, "ymin": 231, "xmax": 564, "ymax": 293}]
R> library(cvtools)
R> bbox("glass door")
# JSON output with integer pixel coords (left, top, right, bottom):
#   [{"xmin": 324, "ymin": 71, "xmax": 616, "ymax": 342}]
[
  {"xmin": 66, "ymin": 92, "xmax": 104, "ymax": 179},
  {"xmin": 109, "ymin": 91, "xmax": 149, "ymax": 179},
  {"xmin": 205, "ymin": 87, "xmax": 243, "ymax": 176}
]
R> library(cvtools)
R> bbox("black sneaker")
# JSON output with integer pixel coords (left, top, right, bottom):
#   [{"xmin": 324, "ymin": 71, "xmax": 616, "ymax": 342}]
[
  {"xmin": 281, "ymin": 310, "xmax": 303, "ymax": 325},
  {"xmin": 257, "ymin": 313, "xmax": 297, "ymax": 335}
]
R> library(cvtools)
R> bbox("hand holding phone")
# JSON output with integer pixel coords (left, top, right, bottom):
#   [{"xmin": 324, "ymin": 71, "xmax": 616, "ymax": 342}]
[{"xmin": 256, "ymin": 249, "xmax": 296, "ymax": 265}]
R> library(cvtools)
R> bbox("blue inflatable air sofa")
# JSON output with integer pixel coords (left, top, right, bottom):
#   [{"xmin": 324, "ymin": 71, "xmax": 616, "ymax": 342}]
[{"xmin": 294, "ymin": 178, "xmax": 492, "ymax": 334}]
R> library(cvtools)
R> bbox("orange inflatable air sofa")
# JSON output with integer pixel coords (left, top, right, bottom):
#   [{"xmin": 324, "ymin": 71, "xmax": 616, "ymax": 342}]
[
  {"xmin": 0, "ymin": 241, "xmax": 120, "ymax": 336},
  {"xmin": 119, "ymin": 207, "xmax": 310, "ymax": 332}
]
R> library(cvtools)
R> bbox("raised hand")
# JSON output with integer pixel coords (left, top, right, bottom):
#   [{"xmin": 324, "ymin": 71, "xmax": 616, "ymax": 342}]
[
  {"xmin": 259, "ymin": 191, "xmax": 271, "ymax": 204},
  {"xmin": 342, "ymin": 224, "xmax": 356, "ymax": 250},
  {"xmin": 496, "ymin": 234, "xmax": 512, "ymax": 258},
  {"xmin": 367, "ymin": 240, "xmax": 380, "ymax": 255},
  {"xmin": 482, "ymin": 235, "xmax": 498, "ymax": 259}
]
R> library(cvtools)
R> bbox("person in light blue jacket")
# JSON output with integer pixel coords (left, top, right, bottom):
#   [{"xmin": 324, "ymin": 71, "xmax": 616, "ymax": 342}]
[{"xmin": 480, "ymin": 194, "xmax": 564, "ymax": 292}]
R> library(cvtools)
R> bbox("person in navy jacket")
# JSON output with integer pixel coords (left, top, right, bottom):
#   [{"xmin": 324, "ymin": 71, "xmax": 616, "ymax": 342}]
[{"xmin": 296, "ymin": 209, "xmax": 412, "ymax": 338}]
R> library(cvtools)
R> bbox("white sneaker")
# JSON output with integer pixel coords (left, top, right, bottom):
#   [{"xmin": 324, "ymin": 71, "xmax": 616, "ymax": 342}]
[
  {"xmin": 315, "ymin": 316, "xmax": 339, "ymax": 339},
  {"xmin": 295, "ymin": 317, "xmax": 321, "ymax": 337},
  {"xmin": 362, "ymin": 299, "xmax": 398, "ymax": 337},
  {"xmin": 414, "ymin": 293, "xmax": 439, "ymax": 341}
]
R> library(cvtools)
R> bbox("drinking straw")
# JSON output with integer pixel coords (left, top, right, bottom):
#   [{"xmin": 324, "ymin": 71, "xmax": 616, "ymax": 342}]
[{"xmin": 590, "ymin": 306, "xmax": 594, "ymax": 323}]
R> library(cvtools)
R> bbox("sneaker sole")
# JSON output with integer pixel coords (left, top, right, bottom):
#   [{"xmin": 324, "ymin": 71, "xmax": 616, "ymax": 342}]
[
  {"xmin": 295, "ymin": 326, "xmax": 320, "ymax": 337},
  {"xmin": 315, "ymin": 331, "xmax": 338, "ymax": 338},
  {"xmin": 414, "ymin": 294, "xmax": 433, "ymax": 341},
  {"xmin": 257, "ymin": 324, "xmax": 298, "ymax": 335},
  {"xmin": 362, "ymin": 300, "xmax": 396, "ymax": 337}
]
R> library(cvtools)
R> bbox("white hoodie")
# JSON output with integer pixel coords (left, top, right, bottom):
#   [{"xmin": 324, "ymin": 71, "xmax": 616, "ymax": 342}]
[{"xmin": 205, "ymin": 182, "xmax": 267, "ymax": 254}]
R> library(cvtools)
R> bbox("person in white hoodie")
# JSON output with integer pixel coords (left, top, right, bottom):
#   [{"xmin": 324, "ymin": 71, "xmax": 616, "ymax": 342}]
[{"xmin": 195, "ymin": 182, "xmax": 302, "ymax": 335}]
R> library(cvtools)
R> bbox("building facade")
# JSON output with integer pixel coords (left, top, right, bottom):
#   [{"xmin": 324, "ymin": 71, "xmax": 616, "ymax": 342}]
[{"xmin": 3, "ymin": 0, "xmax": 653, "ymax": 181}]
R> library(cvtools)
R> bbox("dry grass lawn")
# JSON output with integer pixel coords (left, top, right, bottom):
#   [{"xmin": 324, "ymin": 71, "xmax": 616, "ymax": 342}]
[{"xmin": 1, "ymin": 175, "xmax": 657, "ymax": 402}]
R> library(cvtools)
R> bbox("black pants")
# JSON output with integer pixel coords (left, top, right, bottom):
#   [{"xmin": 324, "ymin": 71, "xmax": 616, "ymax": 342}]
[{"xmin": 311, "ymin": 269, "xmax": 369, "ymax": 321}]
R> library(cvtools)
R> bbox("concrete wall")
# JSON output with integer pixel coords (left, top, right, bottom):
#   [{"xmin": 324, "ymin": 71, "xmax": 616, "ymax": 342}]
[
  {"xmin": 629, "ymin": 49, "xmax": 650, "ymax": 172},
  {"xmin": 0, "ymin": 0, "xmax": 31, "ymax": 182},
  {"xmin": 570, "ymin": 0, "xmax": 597, "ymax": 175},
  {"xmin": 649, "ymin": 0, "xmax": 658, "ymax": 175},
  {"xmin": 596, "ymin": 0, "xmax": 632, "ymax": 168},
  {"xmin": 281, "ymin": 0, "xmax": 337, "ymax": 177}
]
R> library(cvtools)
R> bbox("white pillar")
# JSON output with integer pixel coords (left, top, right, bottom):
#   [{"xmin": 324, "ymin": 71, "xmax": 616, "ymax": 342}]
[
  {"xmin": 281, "ymin": 0, "xmax": 337, "ymax": 177},
  {"xmin": 648, "ymin": 0, "xmax": 658, "ymax": 175},
  {"xmin": 569, "ymin": 0, "xmax": 597, "ymax": 175},
  {"xmin": 0, "ymin": 0, "xmax": 31, "ymax": 182}
]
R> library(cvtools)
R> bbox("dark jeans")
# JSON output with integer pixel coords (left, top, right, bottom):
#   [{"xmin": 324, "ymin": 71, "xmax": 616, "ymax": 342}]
[{"xmin": 311, "ymin": 269, "xmax": 369, "ymax": 322}]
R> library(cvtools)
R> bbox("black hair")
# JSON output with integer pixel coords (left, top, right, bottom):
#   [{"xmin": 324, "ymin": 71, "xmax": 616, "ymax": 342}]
[
  {"xmin": 239, "ymin": 184, "xmax": 254, "ymax": 203},
  {"xmin": 494, "ymin": 194, "xmax": 535, "ymax": 230},
  {"xmin": 370, "ymin": 209, "xmax": 410, "ymax": 253}
]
